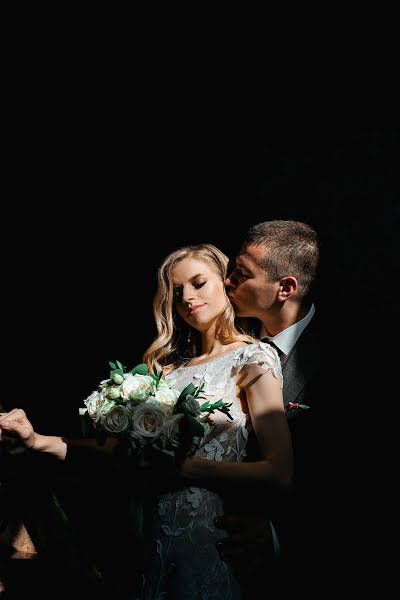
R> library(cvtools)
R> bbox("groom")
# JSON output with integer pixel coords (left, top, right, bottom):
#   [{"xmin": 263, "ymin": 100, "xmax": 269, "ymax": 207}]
[{"xmin": 216, "ymin": 220, "xmax": 332, "ymax": 593}]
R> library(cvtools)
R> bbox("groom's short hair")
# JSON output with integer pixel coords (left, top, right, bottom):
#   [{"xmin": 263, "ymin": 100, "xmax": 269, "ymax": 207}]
[{"xmin": 241, "ymin": 220, "xmax": 320, "ymax": 299}]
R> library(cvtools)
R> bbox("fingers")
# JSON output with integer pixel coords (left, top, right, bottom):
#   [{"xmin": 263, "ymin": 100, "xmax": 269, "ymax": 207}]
[
  {"xmin": 0, "ymin": 409, "xmax": 33, "ymax": 445},
  {"xmin": 0, "ymin": 408, "xmax": 28, "ymax": 424}
]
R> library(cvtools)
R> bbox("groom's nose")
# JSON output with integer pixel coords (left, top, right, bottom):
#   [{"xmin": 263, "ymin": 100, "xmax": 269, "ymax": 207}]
[{"xmin": 225, "ymin": 272, "xmax": 237, "ymax": 289}]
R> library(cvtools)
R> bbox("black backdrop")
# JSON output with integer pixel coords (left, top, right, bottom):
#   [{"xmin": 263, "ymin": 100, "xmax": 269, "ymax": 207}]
[{"xmin": 5, "ymin": 115, "xmax": 398, "ymax": 439}]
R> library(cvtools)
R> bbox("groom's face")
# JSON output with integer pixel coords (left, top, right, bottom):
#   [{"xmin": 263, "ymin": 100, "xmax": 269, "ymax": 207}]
[{"xmin": 225, "ymin": 244, "xmax": 279, "ymax": 319}]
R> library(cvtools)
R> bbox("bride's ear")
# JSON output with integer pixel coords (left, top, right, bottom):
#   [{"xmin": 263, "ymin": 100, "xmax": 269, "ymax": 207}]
[{"xmin": 277, "ymin": 276, "xmax": 298, "ymax": 301}]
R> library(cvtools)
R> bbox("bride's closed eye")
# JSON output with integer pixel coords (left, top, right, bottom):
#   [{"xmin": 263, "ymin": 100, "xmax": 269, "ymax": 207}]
[{"xmin": 173, "ymin": 281, "xmax": 206, "ymax": 302}]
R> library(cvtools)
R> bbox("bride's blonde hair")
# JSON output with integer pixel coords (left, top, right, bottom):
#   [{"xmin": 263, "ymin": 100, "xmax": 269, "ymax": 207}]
[{"xmin": 143, "ymin": 243, "xmax": 255, "ymax": 373}]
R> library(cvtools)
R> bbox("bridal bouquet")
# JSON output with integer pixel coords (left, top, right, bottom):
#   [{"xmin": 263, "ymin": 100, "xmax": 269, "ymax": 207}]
[{"xmin": 80, "ymin": 360, "xmax": 233, "ymax": 463}]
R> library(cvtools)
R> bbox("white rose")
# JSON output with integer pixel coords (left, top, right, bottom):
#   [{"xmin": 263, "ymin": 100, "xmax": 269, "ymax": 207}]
[
  {"xmin": 180, "ymin": 395, "xmax": 201, "ymax": 416},
  {"xmin": 154, "ymin": 383, "xmax": 180, "ymax": 411},
  {"xmin": 104, "ymin": 404, "xmax": 131, "ymax": 433},
  {"xmin": 158, "ymin": 413, "xmax": 183, "ymax": 449},
  {"xmin": 112, "ymin": 373, "xmax": 124, "ymax": 385},
  {"xmin": 131, "ymin": 403, "xmax": 166, "ymax": 439},
  {"xmin": 94, "ymin": 399, "xmax": 116, "ymax": 429},
  {"xmin": 107, "ymin": 386, "xmax": 121, "ymax": 400},
  {"xmin": 84, "ymin": 389, "xmax": 108, "ymax": 419},
  {"xmin": 120, "ymin": 373, "xmax": 155, "ymax": 402}
]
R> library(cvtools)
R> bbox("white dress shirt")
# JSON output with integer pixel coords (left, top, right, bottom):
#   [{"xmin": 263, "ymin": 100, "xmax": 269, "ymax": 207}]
[{"xmin": 260, "ymin": 304, "xmax": 315, "ymax": 366}]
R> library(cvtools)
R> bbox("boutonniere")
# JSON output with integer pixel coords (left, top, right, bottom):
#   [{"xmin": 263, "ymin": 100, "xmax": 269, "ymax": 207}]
[{"xmin": 287, "ymin": 402, "xmax": 310, "ymax": 411}]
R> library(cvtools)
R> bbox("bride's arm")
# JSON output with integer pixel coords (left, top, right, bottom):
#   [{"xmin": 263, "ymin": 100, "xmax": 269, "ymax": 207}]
[{"xmin": 181, "ymin": 365, "xmax": 293, "ymax": 490}]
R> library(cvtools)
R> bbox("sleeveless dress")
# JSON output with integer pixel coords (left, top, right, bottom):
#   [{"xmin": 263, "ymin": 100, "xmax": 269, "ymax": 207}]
[{"xmin": 139, "ymin": 342, "xmax": 283, "ymax": 600}]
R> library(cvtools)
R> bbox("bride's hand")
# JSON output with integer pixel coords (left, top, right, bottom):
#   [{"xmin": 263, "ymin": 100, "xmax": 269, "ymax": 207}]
[{"xmin": 0, "ymin": 408, "xmax": 36, "ymax": 452}]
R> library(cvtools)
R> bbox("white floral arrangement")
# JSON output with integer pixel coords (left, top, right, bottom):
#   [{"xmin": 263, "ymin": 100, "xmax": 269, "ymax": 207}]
[{"xmin": 80, "ymin": 360, "xmax": 233, "ymax": 462}]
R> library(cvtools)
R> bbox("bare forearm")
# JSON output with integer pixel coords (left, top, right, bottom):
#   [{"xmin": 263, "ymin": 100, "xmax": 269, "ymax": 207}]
[
  {"xmin": 182, "ymin": 456, "xmax": 292, "ymax": 491},
  {"xmin": 32, "ymin": 434, "xmax": 119, "ymax": 461},
  {"xmin": 32, "ymin": 433, "xmax": 67, "ymax": 460}
]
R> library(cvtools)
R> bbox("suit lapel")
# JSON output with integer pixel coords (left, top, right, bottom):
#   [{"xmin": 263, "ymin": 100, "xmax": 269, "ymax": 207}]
[{"xmin": 282, "ymin": 317, "xmax": 321, "ymax": 406}]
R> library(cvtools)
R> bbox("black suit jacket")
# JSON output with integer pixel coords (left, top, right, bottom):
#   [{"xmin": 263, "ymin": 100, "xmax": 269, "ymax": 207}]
[{"xmin": 244, "ymin": 311, "xmax": 333, "ymax": 574}]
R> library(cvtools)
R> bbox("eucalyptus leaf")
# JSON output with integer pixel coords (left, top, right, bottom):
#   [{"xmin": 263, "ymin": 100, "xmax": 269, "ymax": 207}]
[
  {"xmin": 176, "ymin": 383, "xmax": 196, "ymax": 406},
  {"xmin": 131, "ymin": 363, "xmax": 149, "ymax": 375},
  {"xmin": 110, "ymin": 368, "xmax": 124, "ymax": 379}
]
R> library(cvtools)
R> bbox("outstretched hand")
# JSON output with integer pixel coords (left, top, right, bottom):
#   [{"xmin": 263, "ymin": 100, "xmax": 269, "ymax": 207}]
[{"xmin": 0, "ymin": 408, "xmax": 35, "ymax": 453}]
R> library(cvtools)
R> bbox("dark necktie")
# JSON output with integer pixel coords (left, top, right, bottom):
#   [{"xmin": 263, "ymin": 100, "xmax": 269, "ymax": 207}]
[{"xmin": 262, "ymin": 338, "xmax": 283, "ymax": 362}]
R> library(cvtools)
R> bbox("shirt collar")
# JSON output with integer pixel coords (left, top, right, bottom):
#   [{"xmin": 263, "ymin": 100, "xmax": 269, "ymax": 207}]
[{"xmin": 260, "ymin": 303, "xmax": 315, "ymax": 358}]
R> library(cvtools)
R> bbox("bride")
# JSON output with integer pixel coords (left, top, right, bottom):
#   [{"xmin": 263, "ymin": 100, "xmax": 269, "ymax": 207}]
[{"xmin": 0, "ymin": 243, "xmax": 293, "ymax": 600}]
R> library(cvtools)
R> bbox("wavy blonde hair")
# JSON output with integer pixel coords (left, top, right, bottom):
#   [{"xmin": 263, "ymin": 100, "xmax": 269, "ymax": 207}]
[{"xmin": 143, "ymin": 244, "xmax": 255, "ymax": 373}]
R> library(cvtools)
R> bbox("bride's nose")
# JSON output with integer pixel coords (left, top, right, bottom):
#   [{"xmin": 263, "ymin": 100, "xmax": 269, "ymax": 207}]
[{"xmin": 182, "ymin": 287, "xmax": 195, "ymax": 306}]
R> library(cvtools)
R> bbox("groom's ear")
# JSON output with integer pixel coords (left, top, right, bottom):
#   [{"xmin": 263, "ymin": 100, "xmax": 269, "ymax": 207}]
[{"xmin": 277, "ymin": 276, "xmax": 298, "ymax": 301}]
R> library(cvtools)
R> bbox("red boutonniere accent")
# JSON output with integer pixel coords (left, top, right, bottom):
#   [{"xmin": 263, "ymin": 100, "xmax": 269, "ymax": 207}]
[{"xmin": 288, "ymin": 402, "xmax": 310, "ymax": 410}]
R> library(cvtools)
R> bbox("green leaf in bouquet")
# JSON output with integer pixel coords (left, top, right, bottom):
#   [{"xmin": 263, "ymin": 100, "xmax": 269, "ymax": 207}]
[
  {"xmin": 109, "ymin": 367, "xmax": 124, "ymax": 379},
  {"xmin": 200, "ymin": 399, "xmax": 234, "ymax": 420},
  {"xmin": 109, "ymin": 361, "xmax": 117, "ymax": 369},
  {"xmin": 175, "ymin": 383, "xmax": 196, "ymax": 407},
  {"xmin": 199, "ymin": 400, "xmax": 211, "ymax": 411},
  {"xmin": 151, "ymin": 369, "xmax": 163, "ymax": 387},
  {"xmin": 116, "ymin": 360, "xmax": 125, "ymax": 372},
  {"xmin": 192, "ymin": 383, "xmax": 205, "ymax": 397},
  {"xmin": 130, "ymin": 363, "xmax": 149, "ymax": 375},
  {"xmin": 187, "ymin": 416, "xmax": 205, "ymax": 438},
  {"xmin": 174, "ymin": 415, "xmax": 205, "ymax": 463}
]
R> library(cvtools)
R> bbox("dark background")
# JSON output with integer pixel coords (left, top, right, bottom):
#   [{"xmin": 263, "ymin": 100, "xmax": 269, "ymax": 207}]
[
  {"xmin": 2, "ymin": 105, "xmax": 397, "ymax": 591},
  {"xmin": 4, "ymin": 113, "xmax": 398, "ymax": 437}
]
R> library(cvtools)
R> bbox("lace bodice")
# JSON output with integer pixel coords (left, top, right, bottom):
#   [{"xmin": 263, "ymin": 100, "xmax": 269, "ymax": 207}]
[{"xmin": 140, "ymin": 342, "xmax": 282, "ymax": 600}]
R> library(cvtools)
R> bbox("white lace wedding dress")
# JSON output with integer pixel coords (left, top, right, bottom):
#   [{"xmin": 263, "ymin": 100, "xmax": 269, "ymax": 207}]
[{"xmin": 139, "ymin": 342, "xmax": 282, "ymax": 600}]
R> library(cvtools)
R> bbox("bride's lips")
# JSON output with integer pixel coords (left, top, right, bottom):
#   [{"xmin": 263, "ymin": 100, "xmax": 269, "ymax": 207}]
[{"xmin": 188, "ymin": 304, "xmax": 205, "ymax": 316}]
